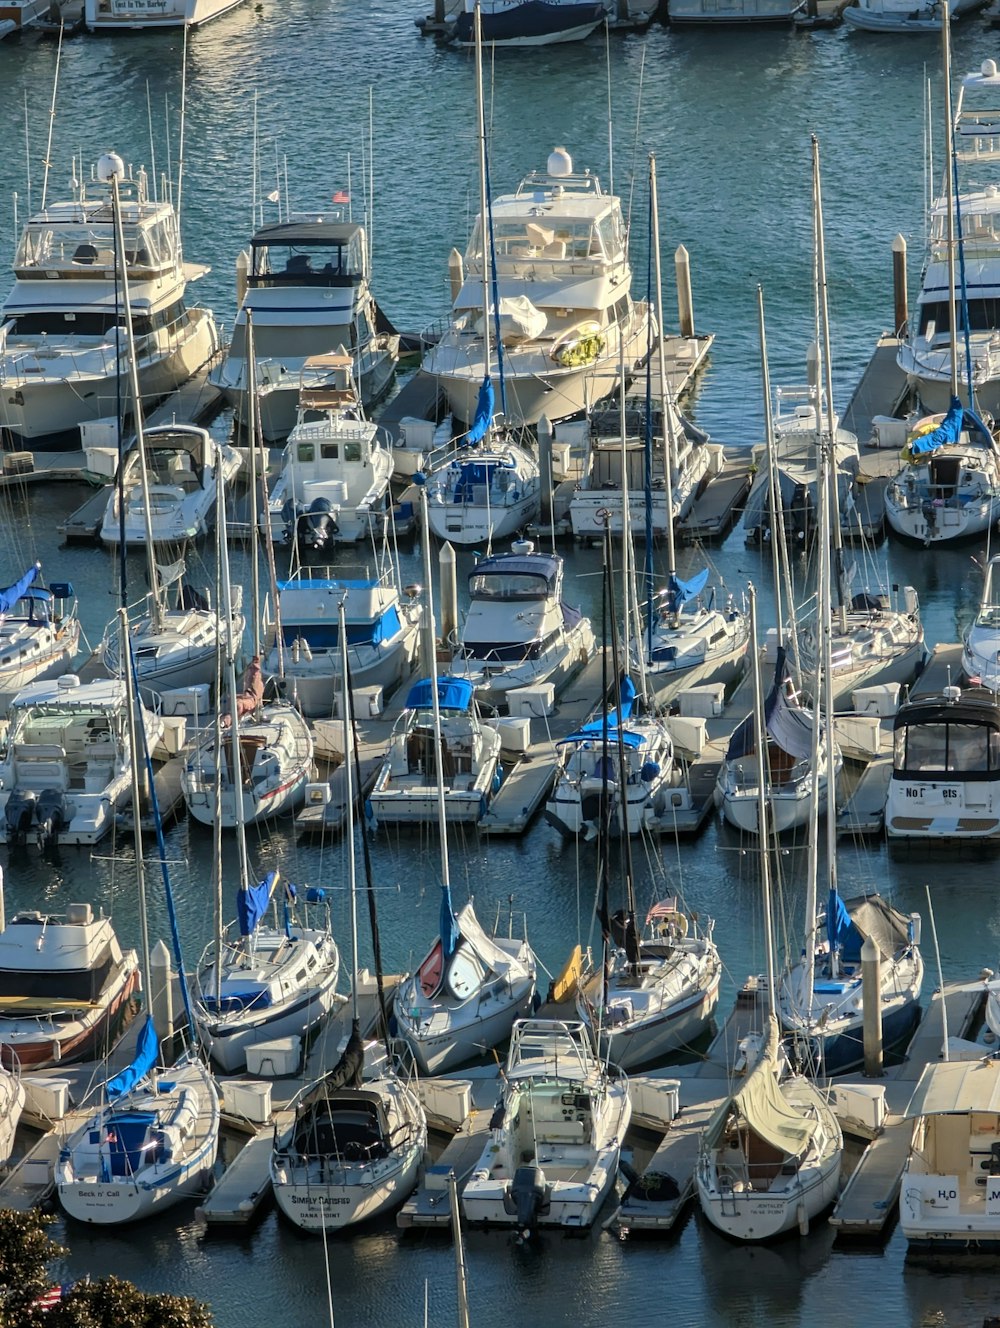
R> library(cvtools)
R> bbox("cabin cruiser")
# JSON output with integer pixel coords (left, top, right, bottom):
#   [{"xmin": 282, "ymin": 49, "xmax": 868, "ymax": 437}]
[
  {"xmin": 262, "ymin": 353, "xmax": 394, "ymax": 550},
  {"xmin": 0, "ymin": 161, "xmax": 219, "ymax": 446},
  {"xmin": 884, "ymin": 685, "xmax": 1000, "ymax": 841},
  {"xmin": 885, "ymin": 399, "xmax": 1000, "ymax": 545},
  {"xmin": 450, "ymin": 542, "xmax": 594, "ymax": 706},
  {"xmin": 462, "ymin": 1018, "xmax": 631, "ymax": 1233},
  {"xmin": 742, "ymin": 384, "xmax": 862, "ymax": 546},
  {"xmin": 100, "ymin": 424, "xmax": 241, "ymax": 547},
  {"xmin": 569, "ymin": 401, "xmax": 721, "ymax": 541},
  {"xmin": 262, "ymin": 571, "xmax": 422, "ymax": 718},
  {"xmin": 842, "ymin": 0, "xmax": 981, "ymax": 32},
  {"xmin": 0, "ymin": 567, "xmax": 80, "ymax": 710},
  {"xmin": 368, "ymin": 677, "xmax": 503, "ymax": 825},
  {"xmin": 421, "ymin": 147, "xmax": 653, "ymax": 428},
  {"xmin": 0, "ymin": 675, "xmax": 163, "ymax": 849},
  {"xmin": 0, "ymin": 903, "xmax": 139, "ymax": 1068},
  {"xmin": 210, "ymin": 217, "xmax": 397, "ymax": 441},
  {"xmin": 85, "ymin": 0, "xmax": 245, "ymax": 30}
]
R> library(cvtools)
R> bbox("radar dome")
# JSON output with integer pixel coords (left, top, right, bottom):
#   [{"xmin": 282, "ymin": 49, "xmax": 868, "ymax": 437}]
[
  {"xmin": 96, "ymin": 152, "xmax": 125, "ymax": 183},
  {"xmin": 548, "ymin": 147, "xmax": 572, "ymax": 178},
  {"xmin": 983, "ymin": 59, "xmax": 998, "ymax": 78}
]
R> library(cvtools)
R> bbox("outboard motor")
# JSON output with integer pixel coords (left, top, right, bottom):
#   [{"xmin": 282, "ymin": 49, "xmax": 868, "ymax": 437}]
[
  {"xmin": 4, "ymin": 790, "xmax": 36, "ymax": 849},
  {"xmin": 298, "ymin": 497, "xmax": 338, "ymax": 552},
  {"xmin": 503, "ymin": 1164, "xmax": 551, "ymax": 1240},
  {"xmin": 35, "ymin": 788, "xmax": 67, "ymax": 854}
]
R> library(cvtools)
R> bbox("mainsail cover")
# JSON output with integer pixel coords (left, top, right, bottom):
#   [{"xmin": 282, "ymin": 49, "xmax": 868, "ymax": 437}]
[
  {"xmin": 909, "ymin": 395, "xmax": 993, "ymax": 456},
  {"xmin": 440, "ymin": 883, "xmax": 460, "ymax": 963},
  {"xmin": 105, "ymin": 1014, "xmax": 158, "ymax": 1101},
  {"xmin": 725, "ymin": 648, "xmax": 814, "ymax": 762},
  {"xmin": 0, "ymin": 564, "xmax": 39, "ymax": 617},
  {"xmin": 237, "ymin": 869, "xmax": 279, "ymax": 938},
  {"xmin": 664, "ymin": 568, "xmax": 710, "ymax": 615},
  {"xmin": 465, "ymin": 376, "xmax": 494, "ymax": 447},
  {"xmin": 702, "ymin": 1020, "xmax": 813, "ymax": 1157}
]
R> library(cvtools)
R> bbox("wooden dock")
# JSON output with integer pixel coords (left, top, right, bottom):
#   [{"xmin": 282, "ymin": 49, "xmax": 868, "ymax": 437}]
[
  {"xmin": 675, "ymin": 458, "xmax": 752, "ymax": 545},
  {"xmin": 838, "ymin": 757, "xmax": 891, "ymax": 838},
  {"xmin": 624, "ymin": 333, "xmax": 715, "ymax": 405},
  {"xmin": 196, "ymin": 1123, "xmax": 279, "ymax": 1227},
  {"xmin": 841, "ymin": 333, "xmax": 910, "ymax": 454},
  {"xmin": 397, "ymin": 1108, "xmax": 493, "ymax": 1229},
  {"xmin": 614, "ymin": 1094, "xmax": 717, "ymax": 1233},
  {"xmin": 295, "ymin": 753, "xmax": 383, "ymax": 837}
]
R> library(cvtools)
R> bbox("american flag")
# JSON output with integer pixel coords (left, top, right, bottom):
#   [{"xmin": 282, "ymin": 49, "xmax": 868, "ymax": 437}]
[
  {"xmin": 30, "ymin": 1285, "xmax": 67, "ymax": 1312},
  {"xmin": 646, "ymin": 896, "xmax": 678, "ymax": 925},
  {"xmin": 331, "ymin": 189, "xmax": 350, "ymax": 204}
]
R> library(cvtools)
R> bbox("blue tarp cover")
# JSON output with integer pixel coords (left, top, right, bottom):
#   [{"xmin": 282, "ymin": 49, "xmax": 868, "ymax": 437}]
[
  {"xmin": 281, "ymin": 605, "xmax": 402, "ymax": 650},
  {"xmin": 909, "ymin": 395, "xmax": 993, "ymax": 456},
  {"xmin": 440, "ymin": 884, "xmax": 460, "ymax": 963},
  {"xmin": 406, "ymin": 676, "xmax": 475, "ymax": 712},
  {"xmin": 106, "ymin": 1014, "xmax": 158, "ymax": 1101},
  {"xmin": 237, "ymin": 869, "xmax": 278, "ymax": 938},
  {"xmin": 0, "ymin": 565, "xmax": 39, "ymax": 617},
  {"xmin": 665, "ymin": 568, "xmax": 710, "ymax": 615},
  {"xmin": 561, "ymin": 677, "xmax": 643, "ymax": 749},
  {"xmin": 465, "ymin": 377, "xmax": 494, "ymax": 447}
]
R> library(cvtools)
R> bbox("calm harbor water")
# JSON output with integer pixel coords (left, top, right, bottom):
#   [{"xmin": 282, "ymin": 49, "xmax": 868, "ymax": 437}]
[{"xmin": 1, "ymin": 10, "xmax": 1000, "ymax": 1328}]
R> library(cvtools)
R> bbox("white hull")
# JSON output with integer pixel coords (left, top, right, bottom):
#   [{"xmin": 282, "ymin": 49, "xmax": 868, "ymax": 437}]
[
  {"xmin": 427, "ymin": 492, "xmax": 539, "ymax": 548},
  {"xmin": 697, "ymin": 1149, "xmax": 840, "ymax": 1241},
  {"xmin": 271, "ymin": 630, "xmax": 420, "ymax": 719},
  {"xmin": 462, "ymin": 1141, "xmax": 622, "ymax": 1229},
  {"xmin": 85, "ymin": 0, "xmax": 244, "ymax": 25},
  {"xmin": 0, "ymin": 625, "xmax": 80, "ymax": 709},
  {"xmin": 886, "ymin": 496, "xmax": 1000, "ymax": 545},
  {"xmin": 185, "ymin": 764, "xmax": 311, "ymax": 827},
  {"xmin": 453, "ymin": 619, "xmax": 595, "ymax": 707},
  {"xmin": 228, "ymin": 353, "xmax": 397, "ymax": 443},
  {"xmin": 643, "ymin": 631, "xmax": 748, "ymax": 709},
  {"xmin": 397, "ymin": 977, "xmax": 536, "ymax": 1077},
  {"xmin": 368, "ymin": 788, "xmax": 492, "ymax": 824},
  {"xmin": 197, "ymin": 978, "xmax": 341, "ymax": 1074},
  {"xmin": 597, "ymin": 969, "xmax": 720, "ymax": 1071},
  {"xmin": 271, "ymin": 1141, "xmax": 422, "ymax": 1231}
]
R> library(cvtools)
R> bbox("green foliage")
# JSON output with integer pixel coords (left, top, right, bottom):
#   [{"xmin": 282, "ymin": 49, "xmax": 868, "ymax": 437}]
[{"xmin": 0, "ymin": 1208, "xmax": 213, "ymax": 1328}]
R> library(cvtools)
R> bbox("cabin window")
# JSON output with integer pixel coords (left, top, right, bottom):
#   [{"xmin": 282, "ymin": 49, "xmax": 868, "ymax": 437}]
[
  {"xmin": 301, "ymin": 410, "xmax": 326, "ymax": 425},
  {"xmin": 344, "ymin": 442, "xmax": 362, "ymax": 463},
  {"xmin": 468, "ymin": 573, "xmax": 549, "ymax": 600},
  {"xmin": 297, "ymin": 444, "xmax": 315, "ymax": 463},
  {"xmin": 320, "ymin": 444, "xmax": 339, "ymax": 461},
  {"xmin": 896, "ymin": 720, "xmax": 998, "ymax": 774}
]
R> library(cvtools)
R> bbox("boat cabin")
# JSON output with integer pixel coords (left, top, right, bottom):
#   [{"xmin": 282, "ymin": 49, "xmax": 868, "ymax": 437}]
[
  {"xmin": 891, "ymin": 690, "xmax": 1000, "ymax": 781},
  {"xmin": 249, "ymin": 220, "xmax": 368, "ymax": 288}
]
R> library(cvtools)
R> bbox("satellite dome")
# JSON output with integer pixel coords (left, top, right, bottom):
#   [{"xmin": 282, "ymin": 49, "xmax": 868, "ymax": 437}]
[
  {"xmin": 96, "ymin": 152, "xmax": 125, "ymax": 183},
  {"xmin": 547, "ymin": 147, "xmax": 572, "ymax": 178}
]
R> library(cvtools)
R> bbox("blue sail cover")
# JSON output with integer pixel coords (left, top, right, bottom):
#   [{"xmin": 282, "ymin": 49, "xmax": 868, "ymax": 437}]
[
  {"xmin": 105, "ymin": 1014, "xmax": 158, "ymax": 1101},
  {"xmin": 464, "ymin": 377, "xmax": 494, "ymax": 447},
  {"xmin": 561, "ymin": 678, "xmax": 643, "ymax": 749},
  {"xmin": 237, "ymin": 869, "xmax": 279, "ymax": 938},
  {"xmin": 725, "ymin": 647, "xmax": 814, "ymax": 762},
  {"xmin": 665, "ymin": 568, "xmax": 710, "ymax": 615},
  {"xmin": 440, "ymin": 884, "xmax": 460, "ymax": 962},
  {"xmin": 909, "ymin": 396, "xmax": 993, "ymax": 456},
  {"xmin": 826, "ymin": 889, "xmax": 861, "ymax": 962},
  {"xmin": 0, "ymin": 565, "xmax": 39, "ymax": 617},
  {"xmin": 406, "ymin": 677, "xmax": 475, "ymax": 712}
]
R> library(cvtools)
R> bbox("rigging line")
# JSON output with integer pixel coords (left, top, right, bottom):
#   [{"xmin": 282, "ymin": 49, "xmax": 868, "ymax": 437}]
[{"xmin": 624, "ymin": 44, "xmax": 646, "ymax": 248}]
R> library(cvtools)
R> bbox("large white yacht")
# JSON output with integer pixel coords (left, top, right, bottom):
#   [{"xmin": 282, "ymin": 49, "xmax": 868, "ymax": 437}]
[
  {"xmin": 0, "ymin": 161, "xmax": 219, "ymax": 446},
  {"xmin": 421, "ymin": 147, "xmax": 654, "ymax": 428},
  {"xmin": 0, "ymin": 675, "xmax": 163, "ymax": 850},
  {"xmin": 210, "ymin": 218, "xmax": 397, "ymax": 442},
  {"xmin": 262, "ymin": 353, "xmax": 394, "ymax": 550},
  {"xmin": 450, "ymin": 541, "xmax": 594, "ymax": 706}
]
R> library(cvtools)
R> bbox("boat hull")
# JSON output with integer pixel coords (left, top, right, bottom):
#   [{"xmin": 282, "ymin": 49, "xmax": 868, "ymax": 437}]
[
  {"xmin": 197, "ymin": 978, "xmax": 342, "ymax": 1074},
  {"xmin": 452, "ymin": 0, "xmax": 605, "ymax": 44},
  {"xmin": 697, "ymin": 1151, "xmax": 840, "ymax": 1241},
  {"xmin": 271, "ymin": 1143, "xmax": 423, "ymax": 1232},
  {"xmin": 396, "ymin": 980, "xmax": 537, "ymax": 1076},
  {"xmin": 597, "ymin": 970, "xmax": 721, "ymax": 1072},
  {"xmin": 0, "ymin": 969, "xmax": 139, "ymax": 1070}
]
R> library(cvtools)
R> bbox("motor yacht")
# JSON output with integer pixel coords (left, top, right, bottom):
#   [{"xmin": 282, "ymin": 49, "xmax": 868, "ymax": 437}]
[{"xmin": 0, "ymin": 161, "xmax": 219, "ymax": 446}]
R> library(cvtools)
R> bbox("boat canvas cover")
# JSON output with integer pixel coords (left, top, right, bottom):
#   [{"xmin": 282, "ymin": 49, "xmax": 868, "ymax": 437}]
[
  {"xmin": 665, "ymin": 568, "xmax": 709, "ymax": 615},
  {"xmin": 703, "ymin": 1023, "xmax": 813, "ymax": 1157},
  {"xmin": 725, "ymin": 649, "xmax": 813, "ymax": 762},
  {"xmin": 475, "ymin": 296, "xmax": 547, "ymax": 344},
  {"xmin": 469, "ymin": 553, "xmax": 559, "ymax": 590},
  {"xmin": 561, "ymin": 676, "xmax": 643, "ymax": 748},
  {"xmin": 909, "ymin": 396, "xmax": 994, "ymax": 456},
  {"xmin": 237, "ymin": 869, "xmax": 279, "ymax": 938},
  {"xmin": 0, "ymin": 565, "xmax": 39, "ymax": 617},
  {"xmin": 105, "ymin": 1014, "xmax": 158, "ymax": 1101},
  {"xmin": 455, "ymin": 274, "xmax": 611, "ymax": 314},
  {"xmin": 828, "ymin": 893, "xmax": 913, "ymax": 963},
  {"xmin": 905, "ymin": 1058, "xmax": 1000, "ymax": 1119},
  {"xmin": 465, "ymin": 377, "xmax": 494, "ymax": 447},
  {"xmin": 406, "ymin": 677, "xmax": 475, "ymax": 712}
]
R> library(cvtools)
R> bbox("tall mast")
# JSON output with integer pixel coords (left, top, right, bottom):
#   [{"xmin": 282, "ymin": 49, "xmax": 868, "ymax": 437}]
[
  {"xmin": 419, "ymin": 484, "xmax": 452, "ymax": 889},
  {"xmin": 474, "ymin": 0, "xmax": 492, "ymax": 438},
  {"xmin": 339, "ymin": 598, "xmax": 359, "ymax": 1024},
  {"xmin": 943, "ymin": 5, "xmax": 960, "ymax": 403},
  {"xmin": 120, "ymin": 606, "xmax": 151, "ymax": 1013},
  {"xmin": 650, "ymin": 153, "xmax": 677, "ymax": 596},
  {"xmin": 748, "ymin": 585, "xmax": 777, "ymax": 1021},
  {"xmin": 604, "ymin": 523, "xmax": 638, "ymax": 942}
]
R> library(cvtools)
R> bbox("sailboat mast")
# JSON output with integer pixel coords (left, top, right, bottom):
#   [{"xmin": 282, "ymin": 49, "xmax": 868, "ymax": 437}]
[
  {"xmin": 339, "ymin": 599, "xmax": 359, "ymax": 1024},
  {"xmin": 812, "ymin": 136, "xmax": 848, "ymax": 634},
  {"xmin": 821, "ymin": 438, "xmax": 840, "ymax": 979},
  {"xmin": 757, "ymin": 287, "xmax": 783, "ymax": 649},
  {"xmin": 107, "ymin": 163, "xmax": 162, "ymax": 633},
  {"xmin": 246, "ymin": 311, "xmax": 263, "ymax": 662},
  {"xmin": 120, "ymin": 605, "xmax": 151, "ymax": 997},
  {"xmin": 474, "ymin": 1, "xmax": 492, "ymax": 434},
  {"xmin": 604, "ymin": 523, "xmax": 638, "ymax": 937},
  {"xmin": 419, "ymin": 486, "xmax": 452, "ymax": 884},
  {"xmin": 650, "ymin": 153, "xmax": 677, "ymax": 590},
  {"xmin": 943, "ymin": 4, "xmax": 960, "ymax": 403},
  {"xmin": 217, "ymin": 465, "xmax": 253, "ymax": 899},
  {"xmin": 748, "ymin": 584, "xmax": 778, "ymax": 1019}
]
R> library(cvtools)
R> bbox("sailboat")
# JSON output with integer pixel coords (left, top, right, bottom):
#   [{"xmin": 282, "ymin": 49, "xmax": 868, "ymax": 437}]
[
  {"xmin": 963, "ymin": 553, "xmax": 1000, "ymax": 688},
  {"xmin": 392, "ymin": 483, "xmax": 537, "ymax": 1076},
  {"xmin": 0, "ymin": 565, "xmax": 80, "ymax": 710},
  {"xmin": 270, "ymin": 602, "xmax": 426, "ymax": 1232},
  {"xmin": 56, "ymin": 611, "xmax": 220, "ymax": 1223},
  {"xmin": 94, "ymin": 152, "xmax": 244, "ymax": 707},
  {"xmin": 545, "ymin": 520, "xmax": 689, "ymax": 840},
  {"xmin": 791, "ymin": 138, "xmax": 926, "ymax": 707},
  {"xmin": 628, "ymin": 154, "xmax": 749, "ymax": 708},
  {"xmin": 778, "ymin": 380, "xmax": 924, "ymax": 1074},
  {"xmin": 423, "ymin": 5, "xmax": 540, "ymax": 550},
  {"xmin": 696, "ymin": 584, "xmax": 843, "ymax": 1243},
  {"xmin": 191, "ymin": 480, "xmax": 342, "ymax": 1074}
]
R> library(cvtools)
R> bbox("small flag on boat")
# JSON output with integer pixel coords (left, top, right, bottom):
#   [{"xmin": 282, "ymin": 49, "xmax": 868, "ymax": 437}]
[
  {"xmin": 266, "ymin": 189, "xmax": 280, "ymax": 203},
  {"xmin": 646, "ymin": 897, "xmax": 678, "ymax": 925},
  {"xmin": 331, "ymin": 189, "xmax": 350, "ymax": 203}
]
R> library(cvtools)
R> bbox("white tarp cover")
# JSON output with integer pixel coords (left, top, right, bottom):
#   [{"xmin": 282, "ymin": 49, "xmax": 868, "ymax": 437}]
[
  {"xmin": 475, "ymin": 296, "xmax": 547, "ymax": 346},
  {"xmin": 904, "ymin": 1058, "xmax": 1000, "ymax": 1119},
  {"xmin": 703, "ymin": 1022, "xmax": 814, "ymax": 1156}
]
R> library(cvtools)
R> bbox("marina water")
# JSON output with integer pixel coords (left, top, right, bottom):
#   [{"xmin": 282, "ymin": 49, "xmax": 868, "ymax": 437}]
[{"xmin": 1, "ymin": 10, "xmax": 999, "ymax": 1327}]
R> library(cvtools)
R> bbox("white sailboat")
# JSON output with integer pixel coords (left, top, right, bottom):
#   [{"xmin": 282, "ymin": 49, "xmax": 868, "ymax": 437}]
[
  {"xmin": 696, "ymin": 584, "xmax": 843, "ymax": 1242},
  {"xmin": 963, "ymin": 553, "xmax": 1000, "ymax": 688},
  {"xmin": 191, "ymin": 486, "xmax": 342, "ymax": 1073},
  {"xmin": 461, "ymin": 1018, "xmax": 631, "ymax": 1233},
  {"xmin": 270, "ymin": 610, "xmax": 426, "ymax": 1232},
  {"xmin": 56, "ymin": 607, "xmax": 220, "ymax": 1225},
  {"xmin": 392, "ymin": 484, "xmax": 537, "ymax": 1075},
  {"xmin": 0, "ymin": 566, "xmax": 81, "ymax": 710}
]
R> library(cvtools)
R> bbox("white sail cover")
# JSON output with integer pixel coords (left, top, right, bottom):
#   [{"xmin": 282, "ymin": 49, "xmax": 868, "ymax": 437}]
[
  {"xmin": 703, "ymin": 1021, "xmax": 813, "ymax": 1156},
  {"xmin": 476, "ymin": 296, "xmax": 547, "ymax": 346}
]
